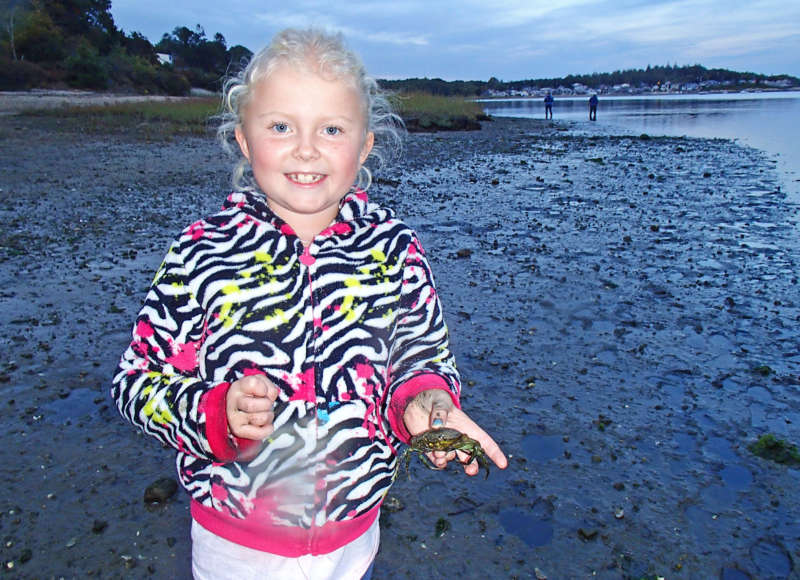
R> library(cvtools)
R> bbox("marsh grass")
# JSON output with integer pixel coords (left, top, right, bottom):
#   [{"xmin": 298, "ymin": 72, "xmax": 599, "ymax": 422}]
[
  {"xmin": 390, "ymin": 92, "xmax": 488, "ymax": 131},
  {"xmin": 18, "ymin": 92, "xmax": 487, "ymax": 137},
  {"xmin": 22, "ymin": 97, "xmax": 220, "ymax": 138}
]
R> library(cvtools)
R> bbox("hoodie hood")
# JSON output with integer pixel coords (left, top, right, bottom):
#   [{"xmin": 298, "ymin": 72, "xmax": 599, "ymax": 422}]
[{"xmin": 220, "ymin": 189, "xmax": 395, "ymax": 245}]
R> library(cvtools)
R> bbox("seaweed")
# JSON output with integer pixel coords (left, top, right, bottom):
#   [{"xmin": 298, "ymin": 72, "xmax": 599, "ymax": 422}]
[{"xmin": 748, "ymin": 434, "xmax": 800, "ymax": 466}]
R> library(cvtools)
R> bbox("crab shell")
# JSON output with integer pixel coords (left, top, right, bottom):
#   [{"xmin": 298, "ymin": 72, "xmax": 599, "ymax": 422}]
[
  {"xmin": 403, "ymin": 427, "xmax": 490, "ymax": 479},
  {"xmin": 409, "ymin": 427, "xmax": 476, "ymax": 451}
]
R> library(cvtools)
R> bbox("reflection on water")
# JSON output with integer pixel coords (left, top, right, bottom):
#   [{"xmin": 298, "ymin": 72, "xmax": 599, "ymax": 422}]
[{"xmin": 481, "ymin": 92, "xmax": 800, "ymax": 199}]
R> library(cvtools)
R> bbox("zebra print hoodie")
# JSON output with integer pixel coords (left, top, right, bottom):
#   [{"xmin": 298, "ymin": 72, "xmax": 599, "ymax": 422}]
[{"xmin": 111, "ymin": 189, "xmax": 461, "ymax": 556}]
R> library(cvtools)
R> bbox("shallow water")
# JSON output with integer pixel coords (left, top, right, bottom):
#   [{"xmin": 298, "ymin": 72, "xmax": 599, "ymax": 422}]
[{"xmin": 482, "ymin": 91, "xmax": 800, "ymax": 201}]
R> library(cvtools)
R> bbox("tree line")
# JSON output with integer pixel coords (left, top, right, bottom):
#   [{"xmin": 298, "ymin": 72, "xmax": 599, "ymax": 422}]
[
  {"xmin": 387, "ymin": 65, "xmax": 799, "ymax": 97},
  {"xmin": 0, "ymin": 0, "xmax": 252, "ymax": 94}
]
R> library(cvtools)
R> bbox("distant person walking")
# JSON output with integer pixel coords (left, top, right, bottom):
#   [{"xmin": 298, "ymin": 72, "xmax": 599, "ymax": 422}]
[
  {"xmin": 544, "ymin": 92, "xmax": 554, "ymax": 119},
  {"xmin": 589, "ymin": 93, "xmax": 598, "ymax": 121}
]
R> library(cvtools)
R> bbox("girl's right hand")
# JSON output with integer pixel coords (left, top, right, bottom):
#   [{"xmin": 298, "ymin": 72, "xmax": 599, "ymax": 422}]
[{"xmin": 226, "ymin": 374, "xmax": 280, "ymax": 440}]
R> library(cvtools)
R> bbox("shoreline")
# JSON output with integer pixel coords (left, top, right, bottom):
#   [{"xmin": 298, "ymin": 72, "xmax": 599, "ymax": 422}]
[
  {"xmin": 476, "ymin": 87, "xmax": 800, "ymax": 100},
  {"xmin": 1, "ymin": 114, "xmax": 798, "ymax": 578}
]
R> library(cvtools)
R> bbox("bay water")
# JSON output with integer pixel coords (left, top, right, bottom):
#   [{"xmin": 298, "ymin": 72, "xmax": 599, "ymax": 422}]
[{"xmin": 481, "ymin": 91, "xmax": 800, "ymax": 200}]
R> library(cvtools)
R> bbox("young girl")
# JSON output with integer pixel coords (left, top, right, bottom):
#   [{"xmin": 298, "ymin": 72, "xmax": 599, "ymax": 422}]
[{"xmin": 112, "ymin": 28, "xmax": 506, "ymax": 579}]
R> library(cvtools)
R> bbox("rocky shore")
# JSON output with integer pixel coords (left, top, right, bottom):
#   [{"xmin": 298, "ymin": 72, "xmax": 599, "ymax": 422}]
[{"xmin": 1, "ymin": 106, "xmax": 798, "ymax": 579}]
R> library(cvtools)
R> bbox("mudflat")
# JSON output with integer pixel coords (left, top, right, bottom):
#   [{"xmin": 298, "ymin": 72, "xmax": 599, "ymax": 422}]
[{"xmin": 1, "ymin": 105, "xmax": 798, "ymax": 578}]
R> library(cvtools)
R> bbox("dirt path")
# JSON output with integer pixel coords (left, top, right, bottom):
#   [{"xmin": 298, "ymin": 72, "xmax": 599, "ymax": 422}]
[{"xmin": 0, "ymin": 90, "xmax": 198, "ymax": 114}]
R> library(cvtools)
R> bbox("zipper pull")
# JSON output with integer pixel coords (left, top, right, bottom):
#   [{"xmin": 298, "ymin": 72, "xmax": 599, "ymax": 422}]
[{"xmin": 299, "ymin": 244, "xmax": 316, "ymax": 266}]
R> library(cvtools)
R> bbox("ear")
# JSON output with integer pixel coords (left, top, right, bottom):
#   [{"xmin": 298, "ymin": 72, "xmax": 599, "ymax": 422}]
[
  {"xmin": 234, "ymin": 125, "xmax": 251, "ymax": 161},
  {"xmin": 359, "ymin": 131, "xmax": 374, "ymax": 165}
]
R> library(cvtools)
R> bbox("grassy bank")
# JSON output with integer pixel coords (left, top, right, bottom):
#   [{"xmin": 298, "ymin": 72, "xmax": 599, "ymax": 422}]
[
  {"xmin": 21, "ymin": 97, "xmax": 220, "ymax": 139},
  {"xmin": 390, "ymin": 92, "xmax": 488, "ymax": 131},
  {"xmin": 18, "ymin": 91, "xmax": 488, "ymax": 137}
]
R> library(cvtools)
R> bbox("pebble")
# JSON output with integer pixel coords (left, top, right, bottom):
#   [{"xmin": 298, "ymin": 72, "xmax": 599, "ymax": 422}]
[{"xmin": 143, "ymin": 477, "xmax": 178, "ymax": 504}]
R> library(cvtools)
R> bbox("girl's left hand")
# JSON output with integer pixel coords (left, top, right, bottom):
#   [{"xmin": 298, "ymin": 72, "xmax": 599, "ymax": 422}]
[{"xmin": 403, "ymin": 389, "xmax": 508, "ymax": 476}]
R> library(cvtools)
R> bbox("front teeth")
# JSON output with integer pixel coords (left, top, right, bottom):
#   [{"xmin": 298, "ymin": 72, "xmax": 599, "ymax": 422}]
[{"xmin": 290, "ymin": 173, "xmax": 323, "ymax": 184}]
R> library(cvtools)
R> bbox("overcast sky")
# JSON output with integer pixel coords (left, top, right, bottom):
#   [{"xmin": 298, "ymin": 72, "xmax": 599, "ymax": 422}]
[{"xmin": 110, "ymin": 0, "xmax": 800, "ymax": 81}]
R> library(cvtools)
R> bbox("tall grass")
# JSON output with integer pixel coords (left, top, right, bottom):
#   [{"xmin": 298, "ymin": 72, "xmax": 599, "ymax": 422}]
[
  {"xmin": 20, "ymin": 91, "xmax": 487, "ymax": 137},
  {"xmin": 390, "ymin": 92, "xmax": 487, "ymax": 131},
  {"xmin": 23, "ymin": 97, "xmax": 220, "ymax": 137},
  {"xmin": 391, "ymin": 92, "xmax": 484, "ymax": 117}
]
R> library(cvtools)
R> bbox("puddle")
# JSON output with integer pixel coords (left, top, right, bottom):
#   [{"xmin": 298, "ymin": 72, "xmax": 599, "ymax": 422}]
[
  {"xmin": 521, "ymin": 434, "xmax": 565, "ymax": 462},
  {"xmin": 498, "ymin": 509, "xmax": 554, "ymax": 547},
  {"xmin": 719, "ymin": 567, "xmax": 753, "ymax": 580},
  {"xmin": 719, "ymin": 464, "xmax": 753, "ymax": 491},
  {"xmin": 41, "ymin": 387, "xmax": 102, "ymax": 424},
  {"xmin": 750, "ymin": 539, "xmax": 793, "ymax": 578},
  {"xmin": 700, "ymin": 484, "xmax": 735, "ymax": 511},
  {"xmin": 703, "ymin": 436, "xmax": 739, "ymax": 462}
]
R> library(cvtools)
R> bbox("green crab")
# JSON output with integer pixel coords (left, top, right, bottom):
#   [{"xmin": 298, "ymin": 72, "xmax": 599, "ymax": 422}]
[{"xmin": 400, "ymin": 427, "xmax": 490, "ymax": 479}]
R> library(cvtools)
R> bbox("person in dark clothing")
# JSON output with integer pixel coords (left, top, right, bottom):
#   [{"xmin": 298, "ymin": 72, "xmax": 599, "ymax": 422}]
[
  {"xmin": 589, "ymin": 93, "xmax": 598, "ymax": 121},
  {"xmin": 544, "ymin": 92, "xmax": 554, "ymax": 119}
]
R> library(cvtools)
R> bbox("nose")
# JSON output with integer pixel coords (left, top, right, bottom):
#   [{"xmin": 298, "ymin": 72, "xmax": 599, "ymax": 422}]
[{"xmin": 293, "ymin": 131, "xmax": 320, "ymax": 161}]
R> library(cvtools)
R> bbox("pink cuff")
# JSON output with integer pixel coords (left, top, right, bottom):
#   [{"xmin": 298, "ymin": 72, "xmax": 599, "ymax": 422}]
[
  {"xmin": 201, "ymin": 382, "xmax": 259, "ymax": 461},
  {"xmin": 202, "ymin": 382, "xmax": 238, "ymax": 461},
  {"xmin": 388, "ymin": 374, "xmax": 460, "ymax": 443}
]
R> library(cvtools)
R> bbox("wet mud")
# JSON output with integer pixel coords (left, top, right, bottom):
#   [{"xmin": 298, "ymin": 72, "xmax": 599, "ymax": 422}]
[{"xmin": 1, "ymin": 114, "xmax": 798, "ymax": 579}]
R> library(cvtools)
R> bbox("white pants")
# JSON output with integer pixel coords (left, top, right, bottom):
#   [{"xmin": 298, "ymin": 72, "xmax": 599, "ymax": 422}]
[{"xmin": 191, "ymin": 516, "xmax": 379, "ymax": 580}]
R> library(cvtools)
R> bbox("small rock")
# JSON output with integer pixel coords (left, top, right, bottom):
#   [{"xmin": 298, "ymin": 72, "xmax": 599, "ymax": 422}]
[
  {"xmin": 383, "ymin": 495, "xmax": 404, "ymax": 513},
  {"xmin": 92, "ymin": 519, "xmax": 108, "ymax": 534},
  {"xmin": 144, "ymin": 477, "xmax": 178, "ymax": 504},
  {"xmin": 578, "ymin": 527, "xmax": 598, "ymax": 541},
  {"xmin": 434, "ymin": 517, "xmax": 450, "ymax": 538}
]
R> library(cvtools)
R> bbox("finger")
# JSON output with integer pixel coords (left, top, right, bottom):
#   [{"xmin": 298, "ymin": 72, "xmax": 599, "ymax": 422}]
[
  {"xmin": 426, "ymin": 452, "xmax": 448, "ymax": 469},
  {"xmin": 240, "ymin": 375, "xmax": 269, "ymax": 398},
  {"xmin": 263, "ymin": 378, "xmax": 280, "ymax": 402},
  {"xmin": 234, "ymin": 423, "xmax": 274, "ymax": 440},
  {"xmin": 430, "ymin": 403, "xmax": 449, "ymax": 429},
  {"xmin": 447, "ymin": 409, "xmax": 509, "ymax": 470},
  {"xmin": 238, "ymin": 395, "xmax": 275, "ymax": 414},
  {"xmin": 462, "ymin": 459, "xmax": 479, "ymax": 477},
  {"xmin": 454, "ymin": 450, "xmax": 480, "ymax": 476},
  {"xmin": 246, "ymin": 410, "xmax": 274, "ymax": 428},
  {"xmin": 431, "ymin": 450, "xmax": 456, "ymax": 468}
]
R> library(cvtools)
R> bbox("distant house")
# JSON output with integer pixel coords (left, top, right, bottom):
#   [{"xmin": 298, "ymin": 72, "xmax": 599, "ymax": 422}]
[
  {"xmin": 156, "ymin": 53, "xmax": 173, "ymax": 66},
  {"xmin": 765, "ymin": 79, "xmax": 793, "ymax": 88}
]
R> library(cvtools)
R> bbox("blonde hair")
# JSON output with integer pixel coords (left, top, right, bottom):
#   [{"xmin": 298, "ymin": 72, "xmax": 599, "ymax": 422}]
[{"xmin": 217, "ymin": 28, "xmax": 404, "ymax": 192}]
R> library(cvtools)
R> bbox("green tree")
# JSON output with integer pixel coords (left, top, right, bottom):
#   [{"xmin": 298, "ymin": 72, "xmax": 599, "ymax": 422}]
[
  {"xmin": 14, "ymin": 5, "xmax": 64, "ymax": 61},
  {"xmin": 227, "ymin": 44, "xmax": 252, "ymax": 72},
  {"xmin": 1, "ymin": 0, "xmax": 34, "ymax": 60},
  {"xmin": 122, "ymin": 30, "xmax": 155, "ymax": 61},
  {"xmin": 39, "ymin": 0, "xmax": 119, "ymax": 53}
]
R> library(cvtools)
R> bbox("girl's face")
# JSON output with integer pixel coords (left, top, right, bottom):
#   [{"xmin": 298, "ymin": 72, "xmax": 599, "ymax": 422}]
[{"xmin": 235, "ymin": 63, "xmax": 374, "ymax": 235}]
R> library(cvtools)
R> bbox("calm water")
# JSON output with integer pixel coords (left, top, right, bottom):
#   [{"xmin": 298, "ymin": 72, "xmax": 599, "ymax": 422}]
[{"xmin": 481, "ymin": 91, "xmax": 800, "ymax": 199}]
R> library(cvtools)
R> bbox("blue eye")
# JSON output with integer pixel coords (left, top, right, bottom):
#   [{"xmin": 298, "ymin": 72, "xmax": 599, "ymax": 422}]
[
  {"xmin": 272, "ymin": 122, "xmax": 289, "ymax": 133},
  {"xmin": 325, "ymin": 126, "xmax": 341, "ymax": 136}
]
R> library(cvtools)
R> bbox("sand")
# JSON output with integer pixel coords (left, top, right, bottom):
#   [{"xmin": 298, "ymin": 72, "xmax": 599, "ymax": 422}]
[{"xmin": 1, "ymin": 97, "xmax": 798, "ymax": 579}]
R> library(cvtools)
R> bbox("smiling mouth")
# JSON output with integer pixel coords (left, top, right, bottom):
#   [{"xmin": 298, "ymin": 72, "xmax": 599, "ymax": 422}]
[{"xmin": 287, "ymin": 173, "xmax": 325, "ymax": 185}]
